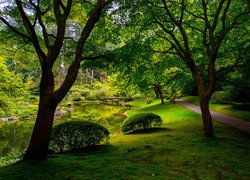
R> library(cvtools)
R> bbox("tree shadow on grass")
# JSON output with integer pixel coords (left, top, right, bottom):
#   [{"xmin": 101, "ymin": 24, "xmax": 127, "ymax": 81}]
[
  {"xmin": 63, "ymin": 144, "xmax": 116, "ymax": 157},
  {"xmin": 124, "ymin": 127, "xmax": 171, "ymax": 135},
  {"xmin": 0, "ymin": 145, "xmax": 117, "ymax": 179}
]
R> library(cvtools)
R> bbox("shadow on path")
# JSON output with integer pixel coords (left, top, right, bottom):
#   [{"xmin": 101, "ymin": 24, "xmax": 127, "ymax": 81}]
[{"xmin": 176, "ymin": 99, "xmax": 250, "ymax": 134}]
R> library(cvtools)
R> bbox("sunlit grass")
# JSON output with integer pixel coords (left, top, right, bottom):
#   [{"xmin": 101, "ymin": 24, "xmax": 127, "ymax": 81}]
[
  {"xmin": 183, "ymin": 96, "xmax": 250, "ymax": 121},
  {"xmin": 1, "ymin": 100, "xmax": 249, "ymax": 179}
]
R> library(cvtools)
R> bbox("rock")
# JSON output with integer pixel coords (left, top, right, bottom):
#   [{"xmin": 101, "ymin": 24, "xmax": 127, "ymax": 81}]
[
  {"xmin": 1, "ymin": 117, "xmax": 18, "ymax": 122},
  {"xmin": 54, "ymin": 108, "xmax": 63, "ymax": 116},
  {"xmin": 9, "ymin": 117, "xmax": 18, "ymax": 121},
  {"xmin": 67, "ymin": 103, "xmax": 73, "ymax": 112},
  {"xmin": 22, "ymin": 102, "xmax": 29, "ymax": 106},
  {"xmin": 1, "ymin": 118, "xmax": 8, "ymax": 122},
  {"xmin": 67, "ymin": 103, "xmax": 72, "ymax": 108}
]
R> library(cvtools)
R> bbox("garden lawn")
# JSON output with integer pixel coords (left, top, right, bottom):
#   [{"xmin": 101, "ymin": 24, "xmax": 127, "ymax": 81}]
[
  {"xmin": 183, "ymin": 96, "xmax": 250, "ymax": 122},
  {"xmin": 0, "ymin": 100, "xmax": 249, "ymax": 179}
]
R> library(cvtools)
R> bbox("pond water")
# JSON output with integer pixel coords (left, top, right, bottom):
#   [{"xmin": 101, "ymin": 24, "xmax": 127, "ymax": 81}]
[{"xmin": 0, "ymin": 102, "xmax": 128, "ymax": 165}]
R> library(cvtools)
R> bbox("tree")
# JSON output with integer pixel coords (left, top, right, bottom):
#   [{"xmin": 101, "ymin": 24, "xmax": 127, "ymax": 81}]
[
  {"xmin": 115, "ymin": 0, "xmax": 249, "ymax": 137},
  {"xmin": 0, "ymin": 0, "xmax": 112, "ymax": 160}
]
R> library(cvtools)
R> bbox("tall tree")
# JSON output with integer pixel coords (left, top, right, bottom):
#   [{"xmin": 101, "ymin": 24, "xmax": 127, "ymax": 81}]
[
  {"xmin": 0, "ymin": 0, "xmax": 112, "ymax": 160},
  {"xmin": 115, "ymin": 0, "xmax": 249, "ymax": 137}
]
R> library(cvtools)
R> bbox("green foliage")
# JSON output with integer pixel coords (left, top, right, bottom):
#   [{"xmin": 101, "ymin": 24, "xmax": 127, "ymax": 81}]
[
  {"xmin": 121, "ymin": 113, "xmax": 163, "ymax": 133},
  {"xmin": 0, "ymin": 59, "xmax": 25, "ymax": 116},
  {"xmin": 92, "ymin": 81, "xmax": 114, "ymax": 100},
  {"xmin": 50, "ymin": 121, "xmax": 110, "ymax": 152},
  {"xmin": 211, "ymin": 91, "xmax": 227, "ymax": 103},
  {"xmin": 71, "ymin": 92, "xmax": 82, "ymax": 101}
]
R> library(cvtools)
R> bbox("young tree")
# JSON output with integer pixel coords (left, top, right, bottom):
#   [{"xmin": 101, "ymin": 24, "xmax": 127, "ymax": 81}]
[{"xmin": 0, "ymin": 0, "xmax": 112, "ymax": 160}]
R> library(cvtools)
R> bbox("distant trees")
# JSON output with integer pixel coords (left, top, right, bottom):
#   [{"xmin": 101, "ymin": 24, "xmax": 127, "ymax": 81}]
[
  {"xmin": 0, "ymin": 59, "xmax": 24, "ymax": 116},
  {"xmin": 0, "ymin": 0, "xmax": 112, "ymax": 160}
]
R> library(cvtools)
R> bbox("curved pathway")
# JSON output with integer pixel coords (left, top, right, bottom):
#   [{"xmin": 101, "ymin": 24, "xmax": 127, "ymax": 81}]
[{"xmin": 175, "ymin": 99, "xmax": 250, "ymax": 134}]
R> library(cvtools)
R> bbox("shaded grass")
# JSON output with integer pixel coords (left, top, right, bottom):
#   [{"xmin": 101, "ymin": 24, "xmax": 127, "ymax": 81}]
[
  {"xmin": 1, "ymin": 100, "xmax": 250, "ymax": 179},
  {"xmin": 183, "ymin": 96, "xmax": 250, "ymax": 121}
]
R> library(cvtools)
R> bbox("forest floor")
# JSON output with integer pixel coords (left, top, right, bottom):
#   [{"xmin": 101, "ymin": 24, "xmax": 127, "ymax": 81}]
[
  {"xmin": 176, "ymin": 99, "xmax": 250, "ymax": 134},
  {"xmin": 0, "ymin": 100, "xmax": 249, "ymax": 179}
]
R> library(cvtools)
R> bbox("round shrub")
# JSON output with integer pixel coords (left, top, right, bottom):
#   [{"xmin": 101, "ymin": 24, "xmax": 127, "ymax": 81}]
[
  {"xmin": 50, "ymin": 121, "xmax": 110, "ymax": 152},
  {"xmin": 121, "ymin": 113, "xmax": 163, "ymax": 133}
]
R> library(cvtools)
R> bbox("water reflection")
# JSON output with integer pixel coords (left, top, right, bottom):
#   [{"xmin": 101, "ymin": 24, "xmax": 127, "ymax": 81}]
[{"xmin": 0, "ymin": 103, "xmax": 128, "ymax": 159}]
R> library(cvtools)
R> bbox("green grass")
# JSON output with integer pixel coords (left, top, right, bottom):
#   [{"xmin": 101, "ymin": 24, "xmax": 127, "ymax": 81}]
[
  {"xmin": 1, "ymin": 100, "xmax": 250, "ymax": 179},
  {"xmin": 183, "ymin": 96, "xmax": 250, "ymax": 121}
]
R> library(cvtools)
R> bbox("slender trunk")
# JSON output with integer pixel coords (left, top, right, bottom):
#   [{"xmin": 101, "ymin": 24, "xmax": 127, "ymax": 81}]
[
  {"xmin": 153, "ymin": 85, "xmax": 159, "ymax": 98},
  {"xmin": 170, "ymin": 89, "xmax": 176, "ymax": 103},
  {"xmin": 193, "ymin": 70, "xmax": 214, "ymax": 137},
  {"xmin": 156, "ymin": 84, "xmax": 164, "ymax": 104},
  {"xmin": 199, "ymin": 94, "xmax": 214, "ymax": 137},
  {"xmin": 159, "ymin": 90, "xmax": 164, "ymax": 104}
]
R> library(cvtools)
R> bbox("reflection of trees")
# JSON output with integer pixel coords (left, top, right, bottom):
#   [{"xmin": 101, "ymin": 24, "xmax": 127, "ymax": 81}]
[
  {"xmin": 0, "ymin": 122, "xmax": 33, "ymax": 156},
  {"xmin": 0, "ymin": 104, "xmax": 127, "ymax": 159},
  {"xmin": 70, "ymin": 104, "xmax": 127, "ymax": 131}
]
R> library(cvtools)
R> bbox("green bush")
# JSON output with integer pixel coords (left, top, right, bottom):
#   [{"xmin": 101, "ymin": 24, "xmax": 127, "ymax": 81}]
[
  {"xmin": 121, "ymin": 113, "xmax": 163, "ymax": 133},
  {"xmin": 50, "ymin": 121, "xmax": 110, "ymax": 152},
  {"xmin": 85, "ymin": 91, "xmax": 97, "ymax": 101}
]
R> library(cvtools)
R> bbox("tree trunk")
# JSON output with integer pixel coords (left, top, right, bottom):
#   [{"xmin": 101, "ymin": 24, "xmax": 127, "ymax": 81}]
[
  {"xmin": 23, "ymin": 65, "xmax": 57, "ymax": 160},
  {"xmin": 153, "ymin": 85, "xmax": 159, "ymax": 98},
  {"xmin": 153, "ymin": 84, "xmax": 164, "ymax": 104},
  {"xmin": 159, "ymin": 89, "xmax": 164, "ymax": 105},
  {"xmin": 156, "ymin": 84, "xmax": 164, "ymax": 104},
  {"xmin": 199, "ymin": 94, "xmax": 214, "ymax": 137},
  {"xmin": 156, "ymin": 83, "xmax": 164, "ymax": 104},
  {"xmin": 23, "ymin": 103, "xmax": 56, "ymax": 160},
  {"xmin": 192, "ymin": 68, "xmax": 214, "ymax": 137},
  {"xmin": 170, "ymin": 89, "xmax": 176, "ymax": 103}
]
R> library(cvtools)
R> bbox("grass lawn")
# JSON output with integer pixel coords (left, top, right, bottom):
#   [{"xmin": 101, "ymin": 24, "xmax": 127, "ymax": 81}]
[
  {"xmin": 183, "ymin": 96, "xmax": 250, "ymax": 122},
  {"xmin": 0, "ymin": 100, "xmax": 249, "ymax": 179}
]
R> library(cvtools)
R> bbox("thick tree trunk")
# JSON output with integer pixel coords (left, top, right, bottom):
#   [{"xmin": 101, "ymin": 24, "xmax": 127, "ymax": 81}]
[
  {"xmin": 23, "ymin": 103, "xmax": 56, "ymax": 160},
  {"xmin": 24, "ymin": 65, "xmax": 57, "ymax": 160}
]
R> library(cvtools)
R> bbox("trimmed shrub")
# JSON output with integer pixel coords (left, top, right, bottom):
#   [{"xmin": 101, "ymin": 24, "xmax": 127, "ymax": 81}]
[
  {"xmin": 121, "ymin": 113, "xmax": 163, "ymax": 133},
  {"xmin": 50, "ymin": 121, "xmax": 110, "ymax": 152}
]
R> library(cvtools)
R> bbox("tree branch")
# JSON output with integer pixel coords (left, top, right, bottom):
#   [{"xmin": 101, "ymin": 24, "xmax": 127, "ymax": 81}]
[
  {"xmin": 52, "ymin": 0, "xmax": 111, "ymax": 103},
  {"xmin": 15, "ymin": 0, "xmax": 46, "ymax": 62},
  {"xmin": 0, "ymin": 16, "xmax": 31, "ymax": 41}
]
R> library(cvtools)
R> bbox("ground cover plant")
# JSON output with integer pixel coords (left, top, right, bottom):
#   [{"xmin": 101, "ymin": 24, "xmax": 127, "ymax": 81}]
[
  {"xmin": 121, "ymin": 113, "xmax": 163, "ymax": 133},
  {"xmin": 183, "ymin": 96, "xmax": 250, "ymax": 122},
  {"xmin": 0, "ymin": 100, "xmax": 249, "ymax": 179}
]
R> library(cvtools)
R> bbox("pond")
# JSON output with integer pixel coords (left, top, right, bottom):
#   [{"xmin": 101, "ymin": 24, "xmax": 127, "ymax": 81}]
[{"xmin": 0, "ymin": 102, "xmax": 129, "ymax": 166}]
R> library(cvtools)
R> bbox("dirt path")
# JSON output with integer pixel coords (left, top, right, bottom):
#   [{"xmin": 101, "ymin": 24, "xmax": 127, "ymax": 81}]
[{"xmin": 175, "ymin": 99, "xmax": 250, "ymax": 134}]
